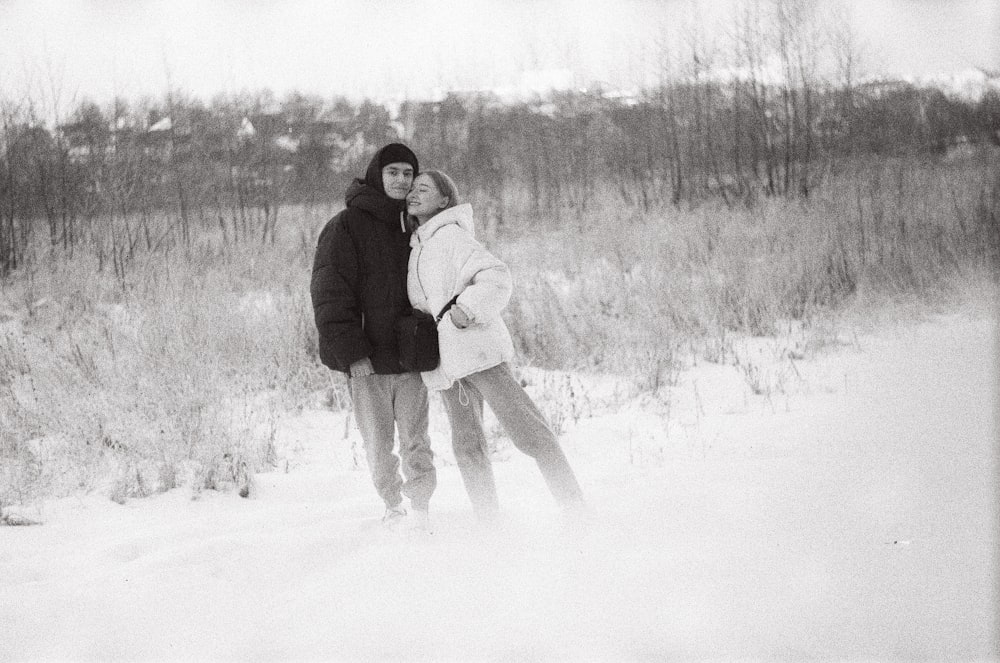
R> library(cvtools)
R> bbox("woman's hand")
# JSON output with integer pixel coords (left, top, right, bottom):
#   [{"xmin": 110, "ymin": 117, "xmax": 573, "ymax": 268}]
[{"xmin": 449, "ymin": 305, "xmax": 472, "ymax": 329}]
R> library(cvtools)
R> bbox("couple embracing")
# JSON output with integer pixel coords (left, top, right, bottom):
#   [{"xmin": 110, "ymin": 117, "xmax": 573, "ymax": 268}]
[{"xmin": 310, "ymin": 143, "xmax": 583, "ymax": 533}]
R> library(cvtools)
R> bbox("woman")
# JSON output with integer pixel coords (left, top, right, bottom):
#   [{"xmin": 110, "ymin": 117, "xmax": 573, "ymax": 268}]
[{"xmin": 405, "ymin": 170, "xmax": 584, "ymax": 524}]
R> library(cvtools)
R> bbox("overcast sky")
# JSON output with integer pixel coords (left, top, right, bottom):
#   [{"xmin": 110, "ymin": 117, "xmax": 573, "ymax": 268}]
[{"xmin": 0, "ymin": 0, "xmax": 997, "ymax": 107}]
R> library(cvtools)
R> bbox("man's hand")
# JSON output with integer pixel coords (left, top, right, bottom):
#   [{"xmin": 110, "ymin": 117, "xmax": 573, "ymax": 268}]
[
  {"xmin": 449, "ymin": 305, "xmax": 472, "ymax": 329},
  {"xmin": 349, "ymin": 357, "xmax": 374, "ymax": 378}
]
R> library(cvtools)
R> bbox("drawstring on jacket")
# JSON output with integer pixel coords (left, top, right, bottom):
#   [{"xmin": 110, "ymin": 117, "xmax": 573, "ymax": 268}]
[{"xmin": 458, "ymin": 381, "xmax": 470, "ymax": 407}]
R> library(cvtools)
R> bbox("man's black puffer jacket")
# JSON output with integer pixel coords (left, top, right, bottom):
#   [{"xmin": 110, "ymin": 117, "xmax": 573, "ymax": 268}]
[{"xmin": 310, "ymin": 146, "xmax": 416, "ymax": 374}]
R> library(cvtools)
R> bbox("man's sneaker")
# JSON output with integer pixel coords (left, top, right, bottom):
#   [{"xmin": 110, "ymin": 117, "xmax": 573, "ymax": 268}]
[
  {"xmin": 409, "ymin": 508, "xmax": 432, "ymax": 534},
  {"xmin": 382, "ymin": 505, "xmax": 407, "ymax": 529}
]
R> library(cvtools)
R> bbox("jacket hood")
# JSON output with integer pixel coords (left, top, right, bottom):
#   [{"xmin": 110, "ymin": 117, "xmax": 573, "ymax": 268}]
[
  {"xmin": 413, "ymin": 204, "xmax": 475, "ymax": 244},
  {"xmin": 362, "ymin": 143, "xmax": 419, "ymax": 195},
  {"xmin": 344, "ymin": 144, "xmax": 418, "ymax": 226}
]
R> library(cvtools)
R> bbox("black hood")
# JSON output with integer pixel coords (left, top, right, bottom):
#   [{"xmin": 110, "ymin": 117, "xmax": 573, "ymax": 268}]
[{"xmin": 344, "ymin": 144, "xmax": 418, "ymax": 226}]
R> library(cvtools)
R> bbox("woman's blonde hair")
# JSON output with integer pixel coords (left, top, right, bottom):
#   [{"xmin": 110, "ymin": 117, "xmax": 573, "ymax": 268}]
[
  {"xmin": 420, "ymin": 170, "xmax": 461, "ymax": 210},
  {"xmin": 407, "ymin": 170, "xmax": 461, "ymax": 229}
]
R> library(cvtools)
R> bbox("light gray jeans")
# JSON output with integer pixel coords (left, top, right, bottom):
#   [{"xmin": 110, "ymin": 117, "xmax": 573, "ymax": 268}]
[
  {"xmin": 349, "ymin": 372, "xmax": 436, "ymax": 512},
  {"xmin": 440, "ymin": 362, "xmax": 583, "ymax": 520}
]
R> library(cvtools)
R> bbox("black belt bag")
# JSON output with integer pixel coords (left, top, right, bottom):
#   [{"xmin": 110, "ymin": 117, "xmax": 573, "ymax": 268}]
[{"xmin": 395, "ymin": 295, "xmax": 460, "ymax": 372}]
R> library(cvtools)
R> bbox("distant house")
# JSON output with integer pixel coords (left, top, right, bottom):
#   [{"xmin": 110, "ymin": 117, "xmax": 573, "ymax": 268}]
[
  {"xmin": 329, "ymin": 131, "xmax": 367, "ymax": 172},
  {"xmin": 599, "ymin": 88, "xmax": 640, "ymax": 107},
  {"xmin": 148, "ymin": 116, "xmax": 172, "ymax": 132},
  {"xmin": 239, "ymin": 113, "xmax": 301, "ymax": 157},
  {"xmin": 397, "ymin": 97, "xmax": 471, "ymax": 144},
  {"xmin": 244, "ymin": 112, "xmax": 369, "ymax": 174},
  {"xmin": 138, "ymin": 115, "xmax": 191, "ymax": 159},
  {"xmin": 59, "ymin": 112, "xmax": 194, "ymax": 163},
  {"xmin": 58, "ymin": 118, "xmax": 111, "ymax": 163},
  {"xmin": 855, "ymin": 79, "xmax": 915, "ymax": 100}
]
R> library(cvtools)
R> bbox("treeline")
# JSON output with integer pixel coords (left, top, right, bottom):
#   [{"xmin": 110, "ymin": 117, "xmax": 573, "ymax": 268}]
[
  {"xmin": 413, "ymin": 80, "xmax": 1000, "ymax": 217},
  {"xmin": 1, "ymin": 74, "xmax": 999, "ymax": 275}
]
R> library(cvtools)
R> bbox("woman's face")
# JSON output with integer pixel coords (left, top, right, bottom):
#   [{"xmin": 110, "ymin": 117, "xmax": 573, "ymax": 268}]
[{"xmin": 406, "ymin": 174, "xmax": 449, "ymax": 221}]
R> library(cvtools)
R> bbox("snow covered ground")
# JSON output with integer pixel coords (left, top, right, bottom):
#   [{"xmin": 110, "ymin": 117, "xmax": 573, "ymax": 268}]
[{"xmin": 2, "ymin": 310, "xmax": 997, "ymax": 661}]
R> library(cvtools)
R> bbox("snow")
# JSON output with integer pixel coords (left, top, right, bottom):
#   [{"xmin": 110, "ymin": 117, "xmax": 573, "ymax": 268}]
[{"xmin": 1, "ymin": 312, "xmax": 997, "ymax": 661}]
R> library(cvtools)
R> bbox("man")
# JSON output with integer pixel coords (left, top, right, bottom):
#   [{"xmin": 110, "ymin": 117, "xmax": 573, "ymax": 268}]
[{"xmin": 310, "ymin": 143, "xmax": 434, "ymax": 531}]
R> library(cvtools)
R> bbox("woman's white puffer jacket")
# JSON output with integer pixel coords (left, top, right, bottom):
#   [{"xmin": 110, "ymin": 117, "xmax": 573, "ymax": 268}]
[{"xmin": 407, "ymin": 203, "xmax": 515, "ymax": 391}]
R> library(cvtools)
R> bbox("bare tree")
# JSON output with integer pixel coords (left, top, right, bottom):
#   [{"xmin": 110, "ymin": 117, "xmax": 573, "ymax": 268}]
[
  {"xmin": 735, "ymin": 2, "xmax": 778, "ymax": 197},
  {"xmin": 827, "ymin": 3, "xmax": 864, "ymax": 160},
  {"xmin": 774, "ymin": 0, "xmax": 823, "ymax": 197},
  {"xmin": 0, "ymin": 100, "xmax": 21, "ymax": 275}
]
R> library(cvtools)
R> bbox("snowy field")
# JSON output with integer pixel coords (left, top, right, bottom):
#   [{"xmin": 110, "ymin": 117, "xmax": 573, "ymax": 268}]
[{"xmin": 1, "ymin": 309, "xmax": 997, "ymax": 661}]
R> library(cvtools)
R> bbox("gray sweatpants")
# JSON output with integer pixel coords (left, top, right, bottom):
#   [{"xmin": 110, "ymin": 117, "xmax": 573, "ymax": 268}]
[
  {"xmin": 349, "ymin": 372, "xmax": 436, "ymax": 512},
  {"xmin": 440, "ymin": 362, "xmax": 583, "ymax": 520}
]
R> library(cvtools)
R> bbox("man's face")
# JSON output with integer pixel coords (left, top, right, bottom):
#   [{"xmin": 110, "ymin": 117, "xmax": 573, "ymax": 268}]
[{"xmin": 381, "ymin": 162, "xmax": 415, "ymax": 200}]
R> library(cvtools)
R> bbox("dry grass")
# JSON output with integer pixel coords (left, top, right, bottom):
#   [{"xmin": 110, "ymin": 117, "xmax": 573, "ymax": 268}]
[
  {"xmin": 0, "ymin": 240, "xmax": 325, "ymax": 510},
  {"xmin": 498, "ymin": 153, "xmax": 999, "ymax": 373},
  {"xmin": 0, "ymin": 152, "xmax": 997, "ymax": 511}
]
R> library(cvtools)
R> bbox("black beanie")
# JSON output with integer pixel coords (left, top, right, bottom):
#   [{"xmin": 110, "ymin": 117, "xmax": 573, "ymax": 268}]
[{"xmin": 377, "ymin": 143, "xmax": 419, "ymax": 173}]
